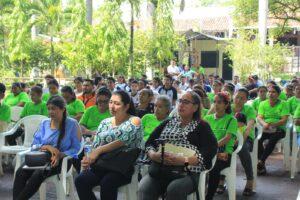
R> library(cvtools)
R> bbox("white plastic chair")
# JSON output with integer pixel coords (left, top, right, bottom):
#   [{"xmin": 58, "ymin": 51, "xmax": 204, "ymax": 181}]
[
  {"xmin": 250, "ymin": 123, "xmax": 263, "ymax": 192},
  {"xmin": 278, "ymin": 116, "xmax": 293, "ymax": 171},
  {"xmin": 93, "ymin": 165, "xmax": 140, "ymax": 200},
  {"xmin": 0, "ymin": 115, "xmax": 48, "ymax": 176},
  {"xmin": 10, "ymin": 106, "xmax": 23, "ymax": 122},
  {"xmin": 220, "ymin": 131, "xmax": 243, "ymax": 200},
  {"xmin": 187, "ymin": 155, "xmax": 217, "ymax": 200},
  {"xmin": 290, "ymin": 124, "xmax": 298, "ymax": 179},
  {"xmin": 39, "ymin": 138, "xmax": 84, "ymax": 200}
]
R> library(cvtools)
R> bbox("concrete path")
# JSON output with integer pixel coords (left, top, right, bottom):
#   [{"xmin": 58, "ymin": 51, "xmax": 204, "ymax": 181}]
[{"xmin": 0, "ymin": 152, "xmax": 299, "ymax": 200}]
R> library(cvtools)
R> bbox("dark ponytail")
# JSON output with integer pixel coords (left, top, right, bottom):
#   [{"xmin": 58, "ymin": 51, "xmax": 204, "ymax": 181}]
[{"xmin": 47, "ymin": 95, "xmax": 67, "ymax": 148}]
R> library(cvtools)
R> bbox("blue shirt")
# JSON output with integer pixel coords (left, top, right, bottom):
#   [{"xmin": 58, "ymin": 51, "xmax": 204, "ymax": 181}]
[{"xmin": 32, "ymin": 117, "xmax": 81, "ymax": 158}]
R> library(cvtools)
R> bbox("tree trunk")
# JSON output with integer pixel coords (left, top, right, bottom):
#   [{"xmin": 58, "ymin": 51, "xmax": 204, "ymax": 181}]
[
  {"xmin": 50, "ymin": 36, "xmax": 55, "ymax": 75},
  {"xmin": 129, "ymin": 1, "xmax": 134, "ymax": 78},
  {"xmin": 86, "ymin": 0, "xmax": 93, "ymax": 25}
]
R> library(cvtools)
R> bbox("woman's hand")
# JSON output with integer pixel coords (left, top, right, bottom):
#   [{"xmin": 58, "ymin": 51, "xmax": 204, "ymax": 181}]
[
  {"xmin": 41, "ymin": 145, "xmax": 62, "ymax": 167},
  {"xmin": 148, "ymin": 150, "xmax": 162, "ymax": 163},
  {"xmin": 217, "ymin": 153, "xmax": 228, "ymax": 161},
  {"xmin": 81, "ymin": 156, "xmax": 90, "ymax": 170},
  {"xmin": 51, "ymin": 153, "xmax": 61, "ymax": 167}
]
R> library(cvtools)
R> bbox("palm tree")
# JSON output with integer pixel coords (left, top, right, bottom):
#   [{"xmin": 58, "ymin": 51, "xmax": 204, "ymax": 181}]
[{"xmin": 30, "ymin": 0, "xmax": 64, "ymax": 72}]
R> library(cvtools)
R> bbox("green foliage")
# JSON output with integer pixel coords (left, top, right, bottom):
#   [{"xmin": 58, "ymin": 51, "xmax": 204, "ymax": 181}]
[
  {"xmin": 232, "ymin": 0, "xmax": 300, "ymax": 34},
  {"xmin": 224, "ymin": 31, "xmax": 293, "ymax": 82}
]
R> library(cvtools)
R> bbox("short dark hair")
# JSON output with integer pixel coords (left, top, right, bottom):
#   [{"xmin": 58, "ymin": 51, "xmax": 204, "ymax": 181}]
[
  {"xmin": 0, "ymin": 83, "xmax": 6, "ymax": 93},
  {"xmin": 12, "ymin": 82, "xmax": 21, "ymax": 88},
  {"xmin": 61, "ymin": 86, "xmax": 76, "ymax": 101},
  {"xmin": 131, "ymin": 80, "xmax": 139, "ymax": 85},
  {"xmin": 96, "ymin": 87, "xmax": 112, "ymax": 99},
  {"xmin": 44, "ymin": 74, "xmax": 54, "ymax": 79},
  {"xmin": 36, "ymin": 84, "xmax": 43, "ymax": 89},
  {"xmin": 30, "ymin": 86, "xmax": 43, "ymax": 95},
  {"xmin": 224, "ymin": 83, "xmax": 235, "ymax": 93},
  {"xmin": 269, "ymin": 85, "xmax": 281, "ymax": 94},
  {"xmin": 74, "ymin": 77, "xmax": 84, "ymax": 83},
  {"xmin": 47, "ymin": 79, "xmax": 59, "ymax": 87},
  {"xmin": 94, "ymin": 76, "xmax": 103, "ymax": 85},
  {"xmin": 107, "ymin": 77, "xmax": 116, "ymax": 83},
  {"xmin": 237, "ymin": 88, "xmax": 249, "ymax": 99},
  {"xmin": 164, "ymin": 74, "xmax": 173, "ymax": 81},
  {"xmin": 20, "ymin": 82, "xmax": 27, "ymax": 89},
  {"xmin": 267, "ymin": 80, "xmax": 277, "ymax": 86},
  {"xmin": 84, "ymin": 79, "xmax": 94, "ymax": 85}
]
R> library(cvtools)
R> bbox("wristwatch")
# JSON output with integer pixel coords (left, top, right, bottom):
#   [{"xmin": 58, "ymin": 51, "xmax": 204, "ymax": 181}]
[{"xmin": 184, "ymin": 157, "xmax": 189, "ymax": 166}]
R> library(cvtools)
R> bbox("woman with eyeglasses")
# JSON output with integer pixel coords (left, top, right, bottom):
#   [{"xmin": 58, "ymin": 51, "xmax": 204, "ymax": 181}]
[
  {"xmin": 204, "ymin": 92, "xmax": 238, "ymax": 200},
  {"xmin": 138, "ymin": 91, "xmax": 217, "ymax": 200},
  {"xmin": 79, "ymin": 88, "xmax": 112, "ymax": 138}
]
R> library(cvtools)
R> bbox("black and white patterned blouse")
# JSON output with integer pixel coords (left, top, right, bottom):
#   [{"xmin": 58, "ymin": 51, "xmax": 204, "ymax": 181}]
[{"xmin": 146, "ymin": 117, "xmax": 217, "ymax": 173}]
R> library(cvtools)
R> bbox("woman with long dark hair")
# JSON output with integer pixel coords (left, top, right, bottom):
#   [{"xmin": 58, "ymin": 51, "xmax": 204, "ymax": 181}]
[
  {"xmin": 61, "ymin": 86, "xmax": 85, "ymax": 122},
  {"xmin": 75, "ymin": 90, "xmax": 143, "ymax": 200},
  {"xmin": 257, "ymin": 85, "xmax": 289, "ymax": 175},
  {"xmin": 13, "ymin": 95, "xmax": 81, "ymax": 200},
  {"xmin": 205, "ymin": 92, "xmax": 238, "ymax": 200}
]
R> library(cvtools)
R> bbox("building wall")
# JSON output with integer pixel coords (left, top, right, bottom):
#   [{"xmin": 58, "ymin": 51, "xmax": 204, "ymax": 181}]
[{"xmin": 191, "ymin": 40, "xmax": 225, "ymax": 77}]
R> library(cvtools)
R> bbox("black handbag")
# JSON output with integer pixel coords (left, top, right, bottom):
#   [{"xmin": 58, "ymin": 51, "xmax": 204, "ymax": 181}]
[
  {"xmin": 24, "ymin": 151, "xmax": 51, "ymax": 167},
  {"xmin": 91, "ymin": 147, "xmax": 141, "ymax": 177},
  {"xmin": 148, "ymin": 161, "xmax": 185, "ymax": 179}
]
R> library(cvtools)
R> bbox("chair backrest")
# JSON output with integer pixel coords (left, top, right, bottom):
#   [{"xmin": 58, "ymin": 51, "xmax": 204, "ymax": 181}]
[
  {"xmin": 22, "ymin": 115, "xmax": 48, "ymax": 147},
  {"xmin": 10, "ymin": 106, "xmax": 23, "ymax": 122},
  {"xmin": 255, "ymin": 123, "xmax": 263, "ymax": 141}
]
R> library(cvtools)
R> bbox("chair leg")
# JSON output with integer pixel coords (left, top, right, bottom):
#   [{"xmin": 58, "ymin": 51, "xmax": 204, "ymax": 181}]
[
  {"xmin": 283, "ymin": 142, "xmax": 290, "ymax": 170},
  {"xmin": 56, "ymin": 180, "xmax": 66, "ymax": 200},
  {"xmin": 0, "ymin": 153, "xmax": 3, "ymax": 176},
  {"xmin": 226, "ymin": 169, "xmax": 236, "ymax": 200},
  {"xmin": 199, "ymin": 172, "xmax": 207, "ymax": 200},
  {"xmin": 39, "ymin": 182, "xmax": 46, "ymax": 200}
]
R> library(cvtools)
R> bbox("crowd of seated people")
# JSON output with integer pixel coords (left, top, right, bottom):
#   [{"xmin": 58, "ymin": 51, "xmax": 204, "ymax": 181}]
[{"xmin": 0, "ymin": 62, "xmax": 299, "ymax": 200}]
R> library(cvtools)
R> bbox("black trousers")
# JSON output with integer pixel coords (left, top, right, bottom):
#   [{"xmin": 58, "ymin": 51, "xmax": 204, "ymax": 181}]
[
  {"xmin": 6, "ymin": 127, "xmax": 24, "ymax": 145},
  {"xmin": 75, "ymin": 168, "xmax": 131, "ymax": 200},
  {"xmin": 258, "ymin": 130, "xmax": 285, "ymax": 162},
  {"xmin": 13, "ymin": 160, "xmax": 71, "ymax": 200},
  {"xmin": 206, "ymin": 158, "xmax": 231, "ymax": 200}
]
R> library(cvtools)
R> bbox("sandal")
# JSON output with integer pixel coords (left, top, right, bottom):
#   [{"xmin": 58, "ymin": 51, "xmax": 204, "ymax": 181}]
[
  {"xmin": 257, "ymin": 162, "xmax": 267, "ymax": 175},
  {"xmin": 243, "ymin": 187, "xmax": 255, "ymax": 196},
  {"xmin": 216, "ymin": 184, "xmax": 226, "ymax": 194}
]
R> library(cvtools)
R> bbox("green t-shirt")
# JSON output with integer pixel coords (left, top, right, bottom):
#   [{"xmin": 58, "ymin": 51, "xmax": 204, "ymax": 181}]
[
  {"xmin": 204, "ymin": 114, "xmax": 238, "ymax": 154},
  {"xmin": 20, "ymin": 101, "xmax": 48, "ymax": 118},
  {"xmin": 231, "ymin": 104, "xmax": 256, "ymax": 140},
  {"xmin": 42, "ymin": 92, "xmax": 61, "ymax": 103},
  {"xmin": 67, "ymin": 99, "xmax": 85, "ymax": 118},
  {"xmin": 287, "ymin": 96, "xmax": 300, "ymax": 115},
  {"xmin": 294, "ymin": 105, "xmax": 300, "ymax": 132},
  {"xmin": 207, "ymin": 93, "xmax": 215, "ymax": 103},
  {"xmin": 79, "ymin": 106, "xmax": 111, "ymax": 131},
  {"xmin": 258, "ymin": 99, "xmax": 290, "ymax": 130},
  {"xmin": 0, "ymin": 103, "xmax": 11, "ymax": 122},
  {"xmin": 251, "ymin": 98, "xmax": 261, "ymax": 113},
  {"xmin": 278, "ymin": 92, "xmax": 287, "ymax": 101},
  {"xmin": 191, "ymin": 66, "xmax": 204, "ymax": 74},
  {"xmin": 142, "ymin": 114, "xmax": 164, "ymax": 140},
  {"xmin": 3, "ymin": 92, "xmax": 30, "ymax": 107},
  {"xmin": 202, "ymin": 108, "xmax": 208, "ymax": 119}
]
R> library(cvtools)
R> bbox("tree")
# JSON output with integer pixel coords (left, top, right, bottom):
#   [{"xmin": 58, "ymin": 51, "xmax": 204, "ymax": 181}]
[
  {"xmin": 95, "ymin": 1, "xmax": 129, "ymax": 76},
  {"xmin": 151, "ymin": 0, "xmax": 182, "ymax": 72},
  {"xmin": 224, "ymin": 31, "xmax": 293, "ymax": 82},
  {"xmin": 233, "ymin": 0, "xmax": 300, "ymax": 32},
  {"xmin": 0, "ymin": 0, "xmax": 14, "ymax": 69},
  {"xmin": 30, "ymin": 0, "xmax": 65, "ymax": 72},
  {"xmin": 8, "ymin": 0, "xmax": 32, "ymax": 76}
]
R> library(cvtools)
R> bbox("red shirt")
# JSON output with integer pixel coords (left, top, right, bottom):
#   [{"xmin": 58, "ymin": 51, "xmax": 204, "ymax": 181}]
[{"xmin": 78, "ymin": 93, "xmax": 96, "ymax": 109}]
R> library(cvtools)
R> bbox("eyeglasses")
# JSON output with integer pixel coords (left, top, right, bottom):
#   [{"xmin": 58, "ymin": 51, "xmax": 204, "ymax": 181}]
[{"xmin": 178, "ymin": 99, "xmax": 194, "ymax": 105}]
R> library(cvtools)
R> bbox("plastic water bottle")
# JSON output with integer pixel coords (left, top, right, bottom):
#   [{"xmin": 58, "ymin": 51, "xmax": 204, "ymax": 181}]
[
  {"xmin": 81, "ymin": 137, "xmax": 92, "ymax": 171},
  {"xmin": 83, "ymin": 137, "xmax": 92, "ymax": 157}
]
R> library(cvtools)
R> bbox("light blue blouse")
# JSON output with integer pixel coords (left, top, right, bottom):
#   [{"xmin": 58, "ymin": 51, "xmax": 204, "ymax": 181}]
[
  {"xmin": 32, "ymin": 117, "xmax": 81, "ymax": 158},
  {"xmin": 93, "ymin": 117, "xmax": 143, "ymax": 149}
]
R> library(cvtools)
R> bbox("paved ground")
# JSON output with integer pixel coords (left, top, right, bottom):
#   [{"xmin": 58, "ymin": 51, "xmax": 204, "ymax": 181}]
[{"xmin": 0, "ymin": 152, "xmax": 299, "ymax": 200}]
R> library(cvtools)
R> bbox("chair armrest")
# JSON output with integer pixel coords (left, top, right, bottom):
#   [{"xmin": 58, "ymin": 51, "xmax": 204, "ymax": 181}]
[{"xmin": 14, "ymin": 149, "xmax": 31, "ymax": 179}]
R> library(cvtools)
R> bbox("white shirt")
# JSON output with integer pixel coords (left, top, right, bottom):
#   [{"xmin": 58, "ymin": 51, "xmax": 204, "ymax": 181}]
[{"xmin": 167, "ymin": 65, "xmax": 180, "ymax": 80}]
